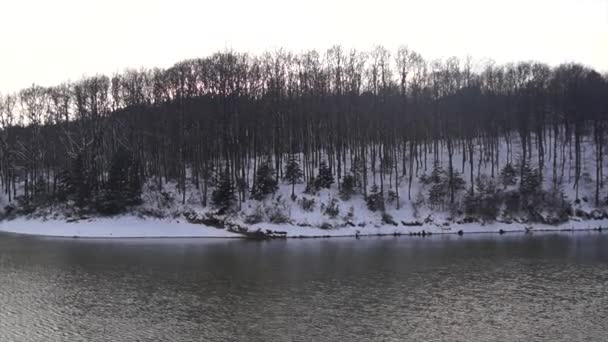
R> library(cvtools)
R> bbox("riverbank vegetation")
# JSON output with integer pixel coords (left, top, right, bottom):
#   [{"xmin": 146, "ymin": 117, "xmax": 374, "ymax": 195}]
[{"xmin": 0, "ymin": 46, "xmax": 607, "ymax": 230}]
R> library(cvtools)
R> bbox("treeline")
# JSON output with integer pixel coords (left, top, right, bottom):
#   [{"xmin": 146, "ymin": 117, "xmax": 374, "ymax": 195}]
[{"xmin": 0, "ymin": 46, "xmax": 606, "ymax": 215}]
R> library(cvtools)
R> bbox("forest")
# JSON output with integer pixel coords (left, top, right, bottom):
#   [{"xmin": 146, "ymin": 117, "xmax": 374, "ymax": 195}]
[{"xmin": 0, "ymin": 45, "xmax": 607, "ymax": 226}]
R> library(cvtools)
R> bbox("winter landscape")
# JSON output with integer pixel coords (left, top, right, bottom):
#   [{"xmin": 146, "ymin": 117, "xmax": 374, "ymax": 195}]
[
  {"xmin": 2, "ymin": 1, "xmax": 608, "ymax": 341},
  {"xmin": 0, "ymin": 48, "xmax": 607, "ymax": 239}
]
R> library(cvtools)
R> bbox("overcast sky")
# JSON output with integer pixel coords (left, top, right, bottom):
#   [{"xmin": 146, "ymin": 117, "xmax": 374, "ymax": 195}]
[{"xmin": 1, "ymin": 0, "xmax": 607, "ymax": 93}]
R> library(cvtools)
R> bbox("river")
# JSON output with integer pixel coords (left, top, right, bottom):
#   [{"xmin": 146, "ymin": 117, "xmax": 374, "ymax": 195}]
[{"xmin": 1, "ymin": 232, "xmax": 607, "ymax": 341}]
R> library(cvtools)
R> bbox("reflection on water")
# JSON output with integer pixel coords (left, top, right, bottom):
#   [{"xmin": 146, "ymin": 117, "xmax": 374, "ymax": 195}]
[{"xmin": 1, "ymin": 232, "xmax": 607, "ymax": 341}]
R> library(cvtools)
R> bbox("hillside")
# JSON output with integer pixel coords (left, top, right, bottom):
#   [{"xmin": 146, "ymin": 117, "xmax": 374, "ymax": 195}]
[
  {"xmin": 1, "ymin": 133, "xmax": 606, "ymax": 238},
  {"xmin": 0, "ymin": 47, "xmax": 607, "ymax": 237}
]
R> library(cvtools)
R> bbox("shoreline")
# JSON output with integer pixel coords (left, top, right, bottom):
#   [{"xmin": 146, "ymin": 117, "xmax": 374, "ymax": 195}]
[
  {"xmin": 0, "ymin": 227, "xmax": 602, "ymax": 241},
  {"xmin": 0, "ymin": 216, "xmax": 605, "ymax": 240}
]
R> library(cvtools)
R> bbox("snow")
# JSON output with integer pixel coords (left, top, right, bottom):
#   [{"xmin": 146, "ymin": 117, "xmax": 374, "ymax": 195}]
[
  {"xmin": 245, "ymin": 219, "xmax": 608, "ymax": 238},
  {"xmin": 0, "ymin": 216, "xmax": 608, "ymax": 238},
  {"xmin": 0, "ymin": 215, "xmax": 604, "ymax": 239},
  {"xmin": 1, "ymin": 184, "xmax": 606, "ymax": 241},
  {"xmin": 0, "ymin": 130, "xmax": 607, "ymax": 239},
  {"xmin": 0, "ymin": 216, "xmax": 240, "ymax": 238}
]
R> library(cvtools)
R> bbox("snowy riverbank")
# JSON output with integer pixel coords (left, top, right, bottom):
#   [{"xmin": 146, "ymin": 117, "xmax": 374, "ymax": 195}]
[
  {"xmin": 0, "ymin": 215, "xmax": 605, "ymax": 239},
  {"xmin": 245, "ymin": 218, "xmax": 607, "ymax": 238},
  {"xmin": 2, "ymin": 131, "xmax": 607, "ymax": 240},
  {"xmin": 0, "ymin": 216, "xmax": 240, "ymax": 238}
]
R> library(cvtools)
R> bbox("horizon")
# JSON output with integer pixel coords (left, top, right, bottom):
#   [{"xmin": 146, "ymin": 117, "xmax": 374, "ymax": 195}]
[{"xmin": 1, "ymin": 0, "xmax": 607, "ymax": 93}]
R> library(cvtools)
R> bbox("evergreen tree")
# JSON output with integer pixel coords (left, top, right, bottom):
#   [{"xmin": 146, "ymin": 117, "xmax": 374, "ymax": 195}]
[
  {"xmin": 283, "ymin": 154, "xmax": 303, "ymax": 199},
  {"xmin": 251, "ymin": 160, "xmax": 278, "ymax": 200},
  {"xmin": 304, "ymin": 176, "xmax": 319, "ymax": 195},
  {"xmin": 422, "ymin": 161, "xmax": 465, "ymax": 208},
  {"xmin": 500, "ymin": 163, "xmax": 518, "ymax": 188},
  {"xmin": 520, "ymin": 164, "xmax": 542, "ymax": 209},
  {"xmin": 463, "ymin": 189, "xmax": 479, "ymax": 216},
  {"xmin": 58, "ymin": 153, "xmax": 90, "ymax": 208},
  {"xmin": 465, "ymin": 176, "xmax": 501, "ymax": 220},
  {"xmin": 315, "ymin": 161, "xmax": 334, "ymax": 189},
  {"xmin": 96, "ymin": 148, "xmax": 142, "ymax": 215},
  {"xmin": 447, "ymin": 171, "xmax": 466, "ymax": 202},
  {"xmin": 421, "ymin": 161, "xmax": 444, "ymax": 186},
  {"xmin": 366, "ymin": 184, "xmax": 385, "ymax": 212},
  {"xmin": 339, "ymin": 174, "xmax": 357, "ymax": 200},
  {"xmin": 55, "ymin": 169, "xmax": 72, "ymax": 202},
  {"xmin": 212, "ymin": 170, "xmax": 236, "ymax": 213},
  {"xmin": 424, "ymin": 162, "xmax": 448, "ymax": 208}
]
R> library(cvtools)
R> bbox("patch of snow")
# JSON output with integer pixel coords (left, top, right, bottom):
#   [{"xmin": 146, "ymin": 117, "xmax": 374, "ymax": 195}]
[
  {"xmin": 0, "ymin": 216, "xmax": 239, "ymax": 238},
  {"xmin": 245, "ymin": 219, "xmax": 608, "ymax": 238},
  {"xmin": 0, "ymin": 215, "xmax": 604, "ymax": 239}
]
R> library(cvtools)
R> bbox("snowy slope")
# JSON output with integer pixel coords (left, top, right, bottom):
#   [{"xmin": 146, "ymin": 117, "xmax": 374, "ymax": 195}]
[{"xmin": 0, "ymin": 133, "xmax": 607, "ymax": 239}]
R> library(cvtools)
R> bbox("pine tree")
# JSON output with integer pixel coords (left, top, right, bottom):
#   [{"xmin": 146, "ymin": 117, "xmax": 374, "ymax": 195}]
[
  {"xmin": 429, "ymin": 182, "xmax": 447, "ymax": 208},
  {"xmin": 339, "ymin": 174, "xmax": 357, "ymax": 200},
  {"xmin": 251, "ymin": 160, "xmax": 278, "ymax": 200},
  {"xmin": 463, "ymin": 189, "xmax": 479, "ymax": 216},
  {"xmin": 212, "ymin": 170, "xmax": 236, "ymax": 213},
  {"xmin": 283, "ymin": 154, "xmax": 303, "ymax": 199},
  {"xmin": 468, "ymin": 175, "xmax": 501, "ymax": 220},
  {"xmin": 55, "ymin": 169, "xmax": 71, "ymax": 202},
  {"xmin": 520, "ymin": 164, "xmax": 542, "ymax": 209},
  {"xmin": 424, "ymin": 162, "xmax": 447, "ymax": 208},
  {"xmin": 60, "ymin": 153, "xmax": 90, "ymax": 208},
  {"xmin": 315, "ymin": 161, "xmax": 334, "ymax": 189},
  {"xmin": 366, "ymin": 184, "xmax": 385, "ymax": 212},
  {"xmin": 304, "ymin": 176, "xmax": 319, "ymax": 195},
  {"xmin": 500, "ymin": 163, "xmax": 518, "ymax": 188},
  {"xmin": 96, "ymin": 148, "xmax": 142, "ymax": 215},
  {"xmin": 421, "ymin": 161, "xmax": 444, "ymax": 186}
]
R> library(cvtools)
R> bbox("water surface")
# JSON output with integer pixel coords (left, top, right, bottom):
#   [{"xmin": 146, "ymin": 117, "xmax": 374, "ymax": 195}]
[{"xmin": 1, "ymin": 232, "xmax": 607, "ymax": 341}]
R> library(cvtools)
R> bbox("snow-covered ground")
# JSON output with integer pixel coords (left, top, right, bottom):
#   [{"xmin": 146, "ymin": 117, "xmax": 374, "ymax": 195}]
[
  {"xmin": 0, "ymin": 216, "xmax": 239, "ymax": 238},
  {"xmin": 245, "ymin": 219, "xmax": 607, "ymax": 238},
  {"xmin": 1, "ymin": 132, "xmax": 607, "ymax": 239},
  {"xmin": 0, "ymin": 215, "xmax": 605, "ymax": 239}
]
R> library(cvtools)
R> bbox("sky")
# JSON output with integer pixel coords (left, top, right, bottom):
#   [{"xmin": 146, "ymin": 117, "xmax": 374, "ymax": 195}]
[{"xmin": 0, "ymin": 0, "xmax": 607, "ymax": 93}]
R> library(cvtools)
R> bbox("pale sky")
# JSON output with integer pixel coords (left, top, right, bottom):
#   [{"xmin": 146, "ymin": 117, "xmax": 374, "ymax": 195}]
[{"xmin": 0, "ymin": 0, "xmax": 607, "ymax": 93}]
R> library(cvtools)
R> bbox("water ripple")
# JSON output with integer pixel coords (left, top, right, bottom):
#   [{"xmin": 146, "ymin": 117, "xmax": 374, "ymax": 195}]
[{"xmin": 1, "ymin": 232, "xmax": 607, "ymax": 341}]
